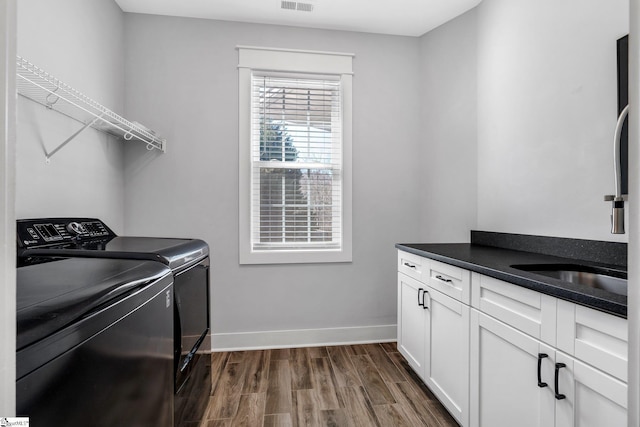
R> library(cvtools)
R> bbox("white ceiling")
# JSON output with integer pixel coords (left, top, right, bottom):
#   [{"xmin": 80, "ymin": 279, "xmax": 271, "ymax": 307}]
[{"xmin": 114, "ymin": 0, "xmax": 482, "ymax": 37}]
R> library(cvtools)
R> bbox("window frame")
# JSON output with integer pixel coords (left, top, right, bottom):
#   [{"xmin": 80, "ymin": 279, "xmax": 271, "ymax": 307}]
[{"xmin": 238, "ymin": 46, "xmax": 353, "ymax": 265}]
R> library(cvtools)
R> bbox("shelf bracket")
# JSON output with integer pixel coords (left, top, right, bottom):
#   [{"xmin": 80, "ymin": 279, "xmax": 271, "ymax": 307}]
[{"xmin": 45, "ymin": 114, "xmax": 105, "ymax": 163}]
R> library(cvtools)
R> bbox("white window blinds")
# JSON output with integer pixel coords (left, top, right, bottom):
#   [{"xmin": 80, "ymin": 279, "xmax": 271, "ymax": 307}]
[{"xmin": 250, "ymin": 74, "xmax": 343, "ymax": 251}]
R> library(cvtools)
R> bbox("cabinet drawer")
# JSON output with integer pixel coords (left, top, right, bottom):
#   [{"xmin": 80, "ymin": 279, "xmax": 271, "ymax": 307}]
[
  {"xmin": 427, "ymin": 259, "xmax": 470, "ymax": 304},
  {"xmin": 398, "ymin": 250, "xmax": 426, "ymax": 282},
  {"xmin": 471, "ymin": 273, "xmax": 556, "ymax": 345},
  {"xmin": 557, "ymin": 299, "xmax": 628, "ymax": 382}
]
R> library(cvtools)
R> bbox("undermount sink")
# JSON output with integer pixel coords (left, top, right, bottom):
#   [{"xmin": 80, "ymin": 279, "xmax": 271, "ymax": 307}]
[{"xmin": 510, "ymin": 263, "xmax": 627, "ymax": 297}]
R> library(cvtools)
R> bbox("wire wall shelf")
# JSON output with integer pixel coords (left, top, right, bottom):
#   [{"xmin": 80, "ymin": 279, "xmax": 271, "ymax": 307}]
[{"xmin": 16, "ymin": 56, "xmax": 166, "ymax": 161}]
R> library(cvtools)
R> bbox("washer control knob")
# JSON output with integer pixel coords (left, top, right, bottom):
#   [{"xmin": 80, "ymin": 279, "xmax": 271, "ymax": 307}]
[{"xmin": 67, "ymin": 222, "xmax": 86, "ymax": 235}]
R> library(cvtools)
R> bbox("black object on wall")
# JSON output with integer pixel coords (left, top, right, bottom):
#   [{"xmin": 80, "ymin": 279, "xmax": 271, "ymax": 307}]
[{"xmin": 617, "ymin": 34, "xmax": 628, "ymax": 196}]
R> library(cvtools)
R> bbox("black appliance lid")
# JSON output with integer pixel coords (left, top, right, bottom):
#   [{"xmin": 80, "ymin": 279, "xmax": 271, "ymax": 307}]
[
  {"xmin": 17, "ymin": 218, "xmax": 209, "ymax": 271},
  {"xmin": 17, "ymin": 257, "xmax": 171, "ymax": 350},
  {"xmin": 21, "ymin": 237, "xmax": 208, "ymax": 271},
  {"xmin": 102, "ymin": 237, "xmax": 209, "ymax": 268}
]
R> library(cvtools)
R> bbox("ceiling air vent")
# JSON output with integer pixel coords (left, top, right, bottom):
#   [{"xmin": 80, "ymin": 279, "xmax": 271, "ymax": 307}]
[
  {"xmin": 296, "ymin": 2, "xmax": 314, "ymax": 12},
  {"xmin": 281, "ymin": 1, "xmax": 297, "ymax": 10},
  {"xmin": 281, "ymin": 1, "xmax": 314, "ymax": 12}
]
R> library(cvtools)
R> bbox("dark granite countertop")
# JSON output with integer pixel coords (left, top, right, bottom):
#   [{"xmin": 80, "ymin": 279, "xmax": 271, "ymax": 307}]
[{"xmin": 395, "ymin": 242, "xmax": 627, "ymax": 318}]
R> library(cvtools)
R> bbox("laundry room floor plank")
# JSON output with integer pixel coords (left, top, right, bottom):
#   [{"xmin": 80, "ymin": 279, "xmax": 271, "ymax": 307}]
[
  {"xmin": 199, "ymin": 343, "xmax": 459, "ymax": 427},
  {"xmin": 326, "ymin": 345, "xmax": 362, "ymax": 388}
]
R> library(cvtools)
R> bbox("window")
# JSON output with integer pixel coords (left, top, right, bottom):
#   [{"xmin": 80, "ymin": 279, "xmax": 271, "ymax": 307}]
[
  {"xmin": 252, "ymin": 75, "xmax": 341, "ymax": 249},
  {"xmin": 238, "ymin": 46, "xmax": 353, "ymax": 264}
]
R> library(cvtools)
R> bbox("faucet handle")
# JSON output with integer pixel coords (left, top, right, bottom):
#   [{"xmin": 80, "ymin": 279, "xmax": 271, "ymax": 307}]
[
  {"xmin": 611, "ymin": 206, "xmax": 625, "ymax": 234},
  {"xmin": 606, "ymin": 197, "xmax": 626, "ymax": 234}
]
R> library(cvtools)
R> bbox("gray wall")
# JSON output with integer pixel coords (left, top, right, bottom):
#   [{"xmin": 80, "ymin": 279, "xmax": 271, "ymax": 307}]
[
  {"xmin": 122, "ymin": 15, "xmax": 425, "ymax": 346},
  {"xmin": 419, "ymin": 0, "xmax": 629, "ymax": 244},
  {"xmin": 16, "ymin": 0, "xmax": 126, "ymax": 231},
  {"xmin": 475, "ymin": 0, "xmax": 629, "ymax": 242},
  {"xmin": 419, "ymin": 8, "xmax": 478, "ymax": 243}
]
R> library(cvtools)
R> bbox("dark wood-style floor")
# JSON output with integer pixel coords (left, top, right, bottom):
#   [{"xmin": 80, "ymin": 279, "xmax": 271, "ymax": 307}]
[{"xmin": 192, "ymin": 343, "xmax": 459, "ymax": 427}]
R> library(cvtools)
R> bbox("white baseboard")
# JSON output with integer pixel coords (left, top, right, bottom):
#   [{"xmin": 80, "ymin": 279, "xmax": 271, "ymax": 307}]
[{"xmin": 211, "ymin": 324, "xmax": 397, "ymax": 352}]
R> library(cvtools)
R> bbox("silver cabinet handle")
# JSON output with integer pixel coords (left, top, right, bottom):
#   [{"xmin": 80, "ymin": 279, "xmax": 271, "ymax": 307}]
[{"xmin": 404, "ymin": 262, "xmax": 417, "ymax": 269}]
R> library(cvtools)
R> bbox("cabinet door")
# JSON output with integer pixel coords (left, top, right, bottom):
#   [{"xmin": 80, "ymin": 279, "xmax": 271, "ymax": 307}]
[
  {"xmin": 470, "ymin": 310, "xmax": 555, "ymax": 427},
  {"xmin": 424, "ymin": 287, "xmax": 470, "ymax": 427},
  {"xmin": 397, "ymin": 272, "xmax": 427, "ymax": 379},
  {"xmin": 554, "ymin": 352, "xmax": 627, "ymax": 427}
]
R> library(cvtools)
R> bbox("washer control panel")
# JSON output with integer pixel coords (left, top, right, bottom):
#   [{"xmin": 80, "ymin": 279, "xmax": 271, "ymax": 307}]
[{"xmin": 17, "ymin": 218, "xmax": 116, "ymax": 249}]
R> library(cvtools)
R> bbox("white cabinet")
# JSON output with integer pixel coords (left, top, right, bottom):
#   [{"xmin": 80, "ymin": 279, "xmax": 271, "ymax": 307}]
[
  {"xmin": 425, "ymin": 287, "xmax": 470, "ymax": 426},
  {"xmin": 556, "ymin": 299, "xmax": 628, "ymax": 382},
  {"xmin": 470, "ymin": 310, "xmax": 555, "ymax": 427},
  {"xmin": 428, "ymin": 259, "xmax": 471, "ymax": 304},
  {"xmin": 397, "ymin": 272, "xmax": 427, "ymax": 379},
  {"xmin": 397, "ymin": 251, "xmax": 470, "ymax": 426},
  {"xmin": 398, "ymin": 250, "xmax": 426, "ymax": 282},
  {"xmin": 470, "ymin": 273, "xmax": 627, "ymax": 427},
  {"xmin": 555, "ymin": 352, "xmax": 627, "ymax": 427},
  {"xmin": 471, "ymin": 273, "xmax": 556, "ymax": 344},
  {"xmin": 397, "ymin": 250, "xmax": 628, "ymax": 427},
  {"xmin": 470, "ymin": 310, "xmax": 627, "ymax": 427}
]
